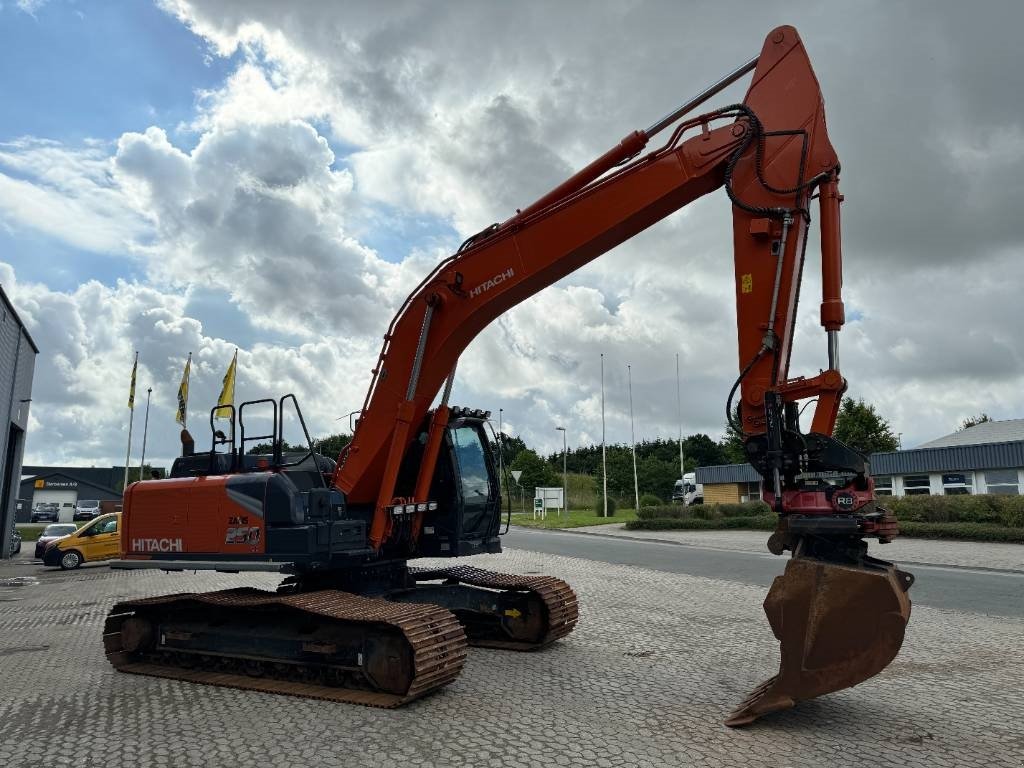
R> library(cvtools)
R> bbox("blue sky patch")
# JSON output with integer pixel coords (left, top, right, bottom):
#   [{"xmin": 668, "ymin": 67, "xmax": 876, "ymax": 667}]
[{"xmin": 0, "ymin": 0, "xmax": 238, "ymax": 145}]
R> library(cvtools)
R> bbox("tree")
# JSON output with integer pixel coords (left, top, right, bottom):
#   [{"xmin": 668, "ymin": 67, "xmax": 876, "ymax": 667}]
[
  {"xmin": 247, "ymin": 432, "xmax": 351, "ymax": 458},
  {"xmin": 491, "ymin": 432, "xmax": 527, "ymax": 468},
  {"xmin": 833, "ymin": 397, "xmax": 899, "ymax": 454},
  {"xmin": 509, "ymin": 449, "xmax": 560, "ymax": 496},
  {"xmin": 960, "ymin": 413, "xmax": 992, "ymax": 431},
  {"xmin": 719, "ymin": 404, "xmax": 746, "ymax": 464}
]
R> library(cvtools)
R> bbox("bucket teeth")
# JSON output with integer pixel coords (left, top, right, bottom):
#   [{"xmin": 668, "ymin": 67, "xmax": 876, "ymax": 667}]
[{"xmin": 726, "ymin": 554, "xmax": 912, "ymax": 727}]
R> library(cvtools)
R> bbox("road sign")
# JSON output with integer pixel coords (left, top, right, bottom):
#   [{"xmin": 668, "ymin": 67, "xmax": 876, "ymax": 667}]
[{"xmin": 511, "ymin": 470, "xmax": 523, "ymax": 483}]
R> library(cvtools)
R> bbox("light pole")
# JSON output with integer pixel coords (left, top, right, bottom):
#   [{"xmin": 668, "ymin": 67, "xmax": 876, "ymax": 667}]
[
  {"xmin": 676, "ymin": 353, "xmax": 685, "ymax": 481},
  {"xmin": 555, "ymin": 425, "xmax": 567, "ymax": 517},
  {"xmin": 627, "ymin": 364, "xmax": 639, "ymax": 512},
  {"xmin": 600, "ymin": 353, "xmax": 607, "ymax": 517}
]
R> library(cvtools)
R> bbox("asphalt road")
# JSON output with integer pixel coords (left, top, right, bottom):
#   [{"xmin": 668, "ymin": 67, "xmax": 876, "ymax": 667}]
[{"xmin": 503, "ymin": 527, "xmax": 1024, "ymax": 619}]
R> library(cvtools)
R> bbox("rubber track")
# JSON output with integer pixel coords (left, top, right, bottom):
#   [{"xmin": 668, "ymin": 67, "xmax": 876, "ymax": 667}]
[
  {"xmin": 407, "ymin": 565, "xmax": 579, "ymax": 650},
  {"xmin": 103, "ymin": 587, "xmax": 467, "ymax": 708}
]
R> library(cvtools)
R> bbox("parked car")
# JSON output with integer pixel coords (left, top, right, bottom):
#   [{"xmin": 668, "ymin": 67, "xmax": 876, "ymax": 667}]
[
  {"xmin": 34, "ymin": 523, "xmax": 79, "ymax": 559},
  {"xmin": 30, "ymin": 502, "xmax": 60, "ymax": 523},
  {"xmin": 8, "ymin": 527, "xmax": 20, "ymax": 555},
  {"xmin": 73, "ymin": 499, "xmax": 102, "ymax": 521},
  {"xmin": 42, "ymin": 513, "xmax": 121, "ymax": 570}
]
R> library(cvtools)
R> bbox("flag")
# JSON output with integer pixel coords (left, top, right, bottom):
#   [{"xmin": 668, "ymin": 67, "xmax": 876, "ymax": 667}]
[
  {"xmin": 127, "ymin": 351, "xmax": 138, "ymax": 410},
  {"xmin": 214, "ymin": 350, "xmax": 237, "ymax": 420},
  {"xmin": 175, "ymin": 353, "xmax": 191, "ymax": 426}
]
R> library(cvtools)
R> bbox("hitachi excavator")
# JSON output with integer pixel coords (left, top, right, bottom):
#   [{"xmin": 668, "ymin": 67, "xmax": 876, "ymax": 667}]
[{"xmin": 105, "ymin": 25, "xmax": 913, "ymax": 726}]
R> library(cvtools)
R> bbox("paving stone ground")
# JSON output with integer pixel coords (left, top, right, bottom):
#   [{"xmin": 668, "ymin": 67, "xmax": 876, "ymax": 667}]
[
  {"xmin": 0, "ymin": 549, "xmax": 1021, "ymax": 768},
  {"xmin": 571, "ymin": 525, "xmax": 1024, "ymax": 572}
]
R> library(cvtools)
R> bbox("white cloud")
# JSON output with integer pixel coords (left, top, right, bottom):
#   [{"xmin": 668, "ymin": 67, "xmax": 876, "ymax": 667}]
[{"xmin": 3, "ymin": 0, "xmax": 1024, "ymax": 472}]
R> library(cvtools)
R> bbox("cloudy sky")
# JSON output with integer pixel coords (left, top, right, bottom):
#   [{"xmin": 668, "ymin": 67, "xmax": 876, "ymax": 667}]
[{"xmin": 1, "ymin": 0, "xmax": 1022, "ymax": 470}]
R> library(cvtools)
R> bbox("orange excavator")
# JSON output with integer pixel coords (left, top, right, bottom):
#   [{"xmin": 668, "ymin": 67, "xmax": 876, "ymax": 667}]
[{"xmin": 105, "ymin": 25, "xmax": 912, "ymax": 726}]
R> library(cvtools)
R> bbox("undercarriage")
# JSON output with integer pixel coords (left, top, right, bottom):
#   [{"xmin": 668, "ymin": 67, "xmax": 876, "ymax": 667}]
[{"xmin": 103, "ymin": 563, "xmax": 579, "ymax": 705}]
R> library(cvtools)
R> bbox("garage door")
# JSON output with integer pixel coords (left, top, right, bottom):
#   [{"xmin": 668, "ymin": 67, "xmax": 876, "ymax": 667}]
[{"xmin": 32, "ymin": 490, "xmax": 78, "ymax": 522}]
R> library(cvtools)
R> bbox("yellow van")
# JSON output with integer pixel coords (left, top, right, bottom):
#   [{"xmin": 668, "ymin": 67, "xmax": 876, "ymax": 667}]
[{"xmin": 42, "ymin": 513, "xmax": 121, "ymax": 570}]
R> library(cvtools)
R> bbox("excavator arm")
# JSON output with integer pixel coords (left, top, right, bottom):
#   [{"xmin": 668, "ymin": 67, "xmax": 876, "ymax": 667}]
[
  {"xmin": 339, "ymin": 26, "xmax": 848, "ymax": 543},
  {"xmin": 334, "ymin": 24, "xmax": 913, "ymax": 725}
]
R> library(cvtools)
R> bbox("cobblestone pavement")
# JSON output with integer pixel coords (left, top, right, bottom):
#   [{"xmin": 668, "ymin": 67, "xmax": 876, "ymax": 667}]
[
  {"xmin": 1, "ymin": 550, "xmax": 1022, "ymax": 768},
  {"xmin": 571, "ymin": 525, "xmax": 1024, "ymax": 572}
]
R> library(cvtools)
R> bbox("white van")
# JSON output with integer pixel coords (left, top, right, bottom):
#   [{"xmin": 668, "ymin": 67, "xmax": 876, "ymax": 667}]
[
  {"xmin": 72, "ymin": 499, "xmax": 102, "ymax": 521},
  {"xmin": 671, "ymin": 472, "xmax": 703, "ymax": 506}
]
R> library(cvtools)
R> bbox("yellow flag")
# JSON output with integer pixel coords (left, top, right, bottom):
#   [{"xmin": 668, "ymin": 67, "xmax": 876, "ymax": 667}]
[
  {"xmin": 127, "ymin": 352, "xmax": 138, "ymax": 410},
  {"xmin": 175, "ymin": 353, "xmax": 191, "ymax": 425},
  {"xmin": 214, "ymin": 350, "xmax": 237, "ymax": 420}
]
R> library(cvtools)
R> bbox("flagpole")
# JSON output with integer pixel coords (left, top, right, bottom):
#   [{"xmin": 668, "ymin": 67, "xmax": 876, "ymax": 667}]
[
  {"xmin": 139, "ymin": 388, "xmax": 152, "ymax": 478},
  {"xmin": 183, "ymin": 352, "xmax": 191, "ymax": 429},
  {"xmin": 124, "ymin": 351, "xmax": 138, "ymax": 491}
]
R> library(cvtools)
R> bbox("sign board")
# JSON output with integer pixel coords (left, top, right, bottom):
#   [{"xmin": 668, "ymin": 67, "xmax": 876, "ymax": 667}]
[
  {"xmin": 534, "ymin": 487, "xmax": 564, "ymax": 509},
  {"xmin": 34, "ymin": 478, "xmax": 78, "ymax": 489},
  {"xmin": 511, "ymin": 470, "xmax": 523, "ymax": 483}
]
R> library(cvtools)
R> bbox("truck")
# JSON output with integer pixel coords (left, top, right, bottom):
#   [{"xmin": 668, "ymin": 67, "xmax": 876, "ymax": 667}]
[{"xmin": 672, "ymin": 473, "xmax": 703, "ymax": 505}]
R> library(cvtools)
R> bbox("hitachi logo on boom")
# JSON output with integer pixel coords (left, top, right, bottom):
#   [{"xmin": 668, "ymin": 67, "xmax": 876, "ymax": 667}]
[
  {"xmin": 131, "ymin": 538, "xmax": 183, "ymax": 553},
  {"xmin": 469, "ymin": 268, "xmax": 514, "ymax": 298}
]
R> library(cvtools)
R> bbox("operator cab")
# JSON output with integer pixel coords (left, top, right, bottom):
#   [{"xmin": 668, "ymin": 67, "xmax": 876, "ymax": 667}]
[{"xmin": 396, "ymin": 407, "xmax": 503, "ymax": 559}]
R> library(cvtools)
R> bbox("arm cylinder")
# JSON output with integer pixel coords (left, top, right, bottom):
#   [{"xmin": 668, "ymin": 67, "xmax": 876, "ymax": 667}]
[{"xmin": 818, "ymin": 177, "xmax": 845, "ymax": 334}]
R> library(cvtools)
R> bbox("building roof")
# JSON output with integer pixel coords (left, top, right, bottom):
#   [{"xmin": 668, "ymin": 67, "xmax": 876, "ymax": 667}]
[
  {"xmin": 871, "ymin": 440, "xmax": 1024, "ymax": 476},
  {"xmin": 915, "ymin": 418, "xmax": 1024, "ymax": 449},
  {"xmin": 21, "ymin": 466, "xmax": 122, "ymax": 497},
  {"xmin": 695, "ymin": 463, "xmax": 761, "ymax": 484}
]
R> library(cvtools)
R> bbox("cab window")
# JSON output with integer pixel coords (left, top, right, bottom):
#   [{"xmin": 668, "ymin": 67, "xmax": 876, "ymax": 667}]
[{"xmin": 96, "ymin": 517, "xmax": 118, "ymax": 534}]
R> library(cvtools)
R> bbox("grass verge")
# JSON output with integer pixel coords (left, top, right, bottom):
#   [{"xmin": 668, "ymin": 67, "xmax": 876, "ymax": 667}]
[{"xmin": 509, "ymin": 509, "xmax": 637, "ymax": 529}]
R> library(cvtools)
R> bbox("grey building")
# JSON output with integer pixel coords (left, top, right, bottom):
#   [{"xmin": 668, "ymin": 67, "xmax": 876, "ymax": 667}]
[
  {"xmin": 0, "ymin": 285, "xmax": 38, "ymax": 558},
  {"xmin": 19, "ymin": 466, "xmax": 125, "ymax": 523},
  {"xmin": 871, "ymin": 420, "xmax": 1024, "ymax": 497},
  {"xmin": 695, "ymin": 418, "xmax": 1024, "ymax": 501}
]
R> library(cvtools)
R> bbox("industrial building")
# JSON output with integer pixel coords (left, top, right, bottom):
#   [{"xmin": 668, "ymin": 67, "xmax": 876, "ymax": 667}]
[
  {"xmin": 696, "ymin": 419, "xmax": 1024, "ymax": 501},
  {"xmin": 18, "ymin": 466, "xmax": 126, "ymax": 522},
  {"xmin": 0, "ymin": 285, "xmax": 37, "ymax": 558}
]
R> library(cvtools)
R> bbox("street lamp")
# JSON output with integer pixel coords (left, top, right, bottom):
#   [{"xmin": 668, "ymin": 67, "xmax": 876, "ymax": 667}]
[
  {"xmin": 627, "ymin": 364, "xmax": 639, "ymax": 513},
  {"xmin": 555, "ymin": 426, "xmax": 567, "ymax": 517}
]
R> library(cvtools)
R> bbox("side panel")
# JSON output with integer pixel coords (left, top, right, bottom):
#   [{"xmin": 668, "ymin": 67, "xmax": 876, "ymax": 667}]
[{"xmin": 122, "ymin": 476, "xmax": 266, "ymax": 558}]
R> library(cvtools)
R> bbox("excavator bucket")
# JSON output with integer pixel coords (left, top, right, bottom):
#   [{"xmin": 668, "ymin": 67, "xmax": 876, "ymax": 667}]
[{"xmin": 725, "ymin": 555, "xmax": 913, "ymax": 726}]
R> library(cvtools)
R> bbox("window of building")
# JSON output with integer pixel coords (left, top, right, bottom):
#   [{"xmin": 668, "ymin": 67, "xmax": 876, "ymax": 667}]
[
  {"xmin": 984, "ymin": 469, "xmax": 1019, "ymax": 495},
  {"xmin": 942, "ymin": 472, "xmax": 973, "ymax": 495},
  {"xmin": 874, "ymin": 476, "xmax": 893, "ymax": 496},
  {"xmin": 740, "ymin": 482, "xmax": 761, "ymax": 503},
  {"xmin": 902, "ymin": 474, "xmax": 931, "ymax": 495}
]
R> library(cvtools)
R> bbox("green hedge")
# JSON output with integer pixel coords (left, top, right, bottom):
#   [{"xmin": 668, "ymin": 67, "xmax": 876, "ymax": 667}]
[
  {"xmin": 897, "ymin": 521, "xmax": 1024, "ymax": 542},
  {"xmin": 625, "ymin": 494, "xmax": 1024, "ymax": 543},
  {"xmin": 626, "ymin": 516, "xmax": 776, "ymax": 531},
  {"xmin": 886, "ymin": 494, "xmax": 1024, "ymax": 527}
]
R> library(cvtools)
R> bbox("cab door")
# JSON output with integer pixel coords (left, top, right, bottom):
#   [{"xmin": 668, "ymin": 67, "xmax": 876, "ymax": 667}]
[
  {"xmin": 72, "ymin": 518, "xmax": 102, "ymax": 560},
  {"xmin": 92, "ymin": 515, "xmax": 121, "ymax": 560}
]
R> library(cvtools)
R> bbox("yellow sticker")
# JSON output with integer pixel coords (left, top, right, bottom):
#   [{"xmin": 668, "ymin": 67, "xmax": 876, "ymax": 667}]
[
  {"xmin": 741, "ymin": 273, "xmax": 753, "ymax": 294},
  {"xmin": 504, "ymin": 608, "xmax": 522, "ymax": 619}
]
